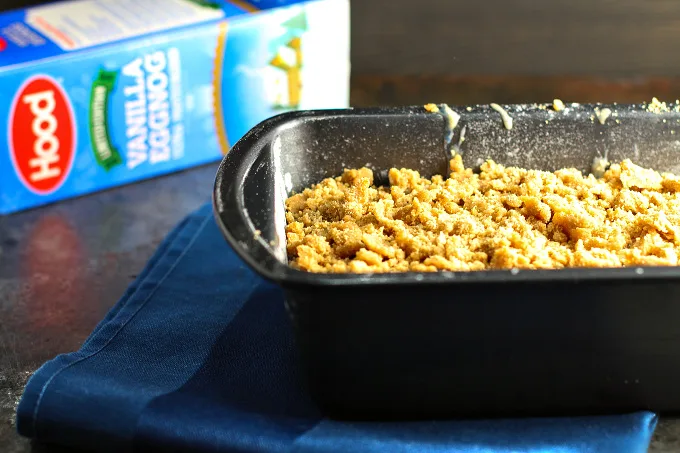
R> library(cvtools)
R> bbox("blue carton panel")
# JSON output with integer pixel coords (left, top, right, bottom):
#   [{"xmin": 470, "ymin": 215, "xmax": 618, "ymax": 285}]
[{"xmin": 0, "ymin": 0, "xmax": 350, "ymax": 213}]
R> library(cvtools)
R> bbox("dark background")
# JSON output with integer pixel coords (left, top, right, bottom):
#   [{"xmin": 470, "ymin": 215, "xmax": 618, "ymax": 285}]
[
  {"xmin": 9, "ymin": 0, "xmax": 680, "ymax": 77},
  {"xmin": 10, "ymin": 0, "xmax": 680, "ymax": 105},
  {"xmin": 350, "ymin": 0, "xmax": 680, "ymax": 106},
  {"xmin": 354, "ymin": 0, "xmax": 680, "ymax": 77}
]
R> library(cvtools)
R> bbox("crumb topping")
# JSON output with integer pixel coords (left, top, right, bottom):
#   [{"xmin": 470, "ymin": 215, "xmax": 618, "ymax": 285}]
[{"xmin": 285, "ymin": 156, "xmax": 680, "ymax": 273}]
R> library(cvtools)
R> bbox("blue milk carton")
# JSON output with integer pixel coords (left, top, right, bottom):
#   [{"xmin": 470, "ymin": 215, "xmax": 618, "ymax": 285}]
[{"xmin": 0, "ymin": 0, "xmax": 350, "ymax": 213}]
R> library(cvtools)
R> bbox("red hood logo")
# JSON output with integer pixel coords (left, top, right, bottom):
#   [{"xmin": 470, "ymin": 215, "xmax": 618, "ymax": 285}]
[{"xmin": 9, "ymin": 75, "xmax": 76, "ymax": 194}]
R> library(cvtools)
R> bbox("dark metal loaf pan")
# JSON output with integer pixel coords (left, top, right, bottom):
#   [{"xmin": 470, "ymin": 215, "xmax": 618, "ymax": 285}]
[{"xmin": 213, "ymin": 104, "xmax": 680, "ymax": 420}]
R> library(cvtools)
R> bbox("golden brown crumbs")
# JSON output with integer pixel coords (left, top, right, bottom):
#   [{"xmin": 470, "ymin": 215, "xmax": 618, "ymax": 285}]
[
  {"xmin": 424, "ymin": 103, "xmax": 440, "ymax": 113},
  {"xmin": 285, "ymin": 156, "xmax": 680, "ymax": 273},
  {"xmin": 647, "ymin": 97, "xmax": 669, "ymax": 114}
]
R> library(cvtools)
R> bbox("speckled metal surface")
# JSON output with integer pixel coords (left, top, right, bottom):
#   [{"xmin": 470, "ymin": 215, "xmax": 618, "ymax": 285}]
[{"xmin": 0, "ymin": 164, "xmax": 218, "ymax": 452}]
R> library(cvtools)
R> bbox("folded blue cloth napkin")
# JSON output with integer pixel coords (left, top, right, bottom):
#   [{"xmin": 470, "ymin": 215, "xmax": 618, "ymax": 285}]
[{"xmin": 17, "ymin": 202, "xmax": 658, "ymax": 453}]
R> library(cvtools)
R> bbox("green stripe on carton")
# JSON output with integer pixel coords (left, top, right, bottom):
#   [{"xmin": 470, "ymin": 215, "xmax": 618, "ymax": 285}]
[{"xmin": 89, "ymin": 69, "xmax": 123, "ymax": 171}]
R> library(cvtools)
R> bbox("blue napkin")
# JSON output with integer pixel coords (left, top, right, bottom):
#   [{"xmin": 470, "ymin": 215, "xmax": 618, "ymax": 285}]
[{"xmin": 16, "ymin": 202, "xmax": 658, "ymax": 453}]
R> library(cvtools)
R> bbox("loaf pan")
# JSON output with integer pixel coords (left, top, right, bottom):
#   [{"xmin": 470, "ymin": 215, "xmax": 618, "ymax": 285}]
[{"xmin": 213, "ymin": 104, "xmax": 680, "ymax": 420}]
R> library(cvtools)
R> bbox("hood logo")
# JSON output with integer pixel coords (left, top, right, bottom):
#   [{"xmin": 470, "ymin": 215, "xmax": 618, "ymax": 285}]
[{"xmin": 9, "ymin": 75, "xmax": 76, "ymax": 195}]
